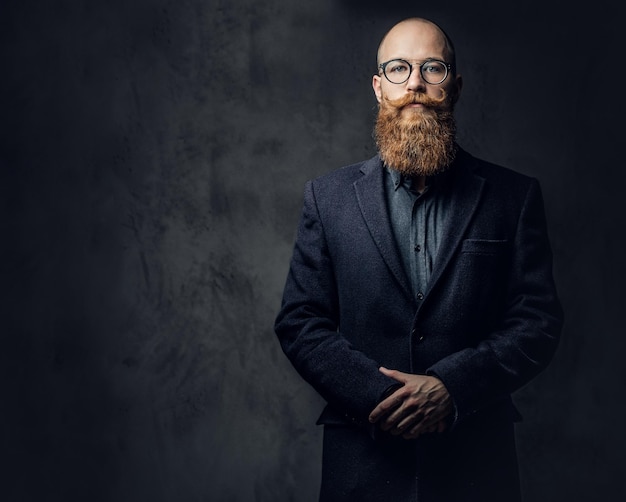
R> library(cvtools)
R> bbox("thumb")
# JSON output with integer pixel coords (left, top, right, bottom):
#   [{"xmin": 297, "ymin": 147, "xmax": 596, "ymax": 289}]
[{"xmin": 379, "ymin": 366, "xmax": 405, "ymax": 382}]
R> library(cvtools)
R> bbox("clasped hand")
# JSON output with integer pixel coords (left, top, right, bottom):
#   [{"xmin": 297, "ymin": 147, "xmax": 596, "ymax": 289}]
[{"xmin": 368, "ymin": 367, "xmax": 453, "ymax": 439}]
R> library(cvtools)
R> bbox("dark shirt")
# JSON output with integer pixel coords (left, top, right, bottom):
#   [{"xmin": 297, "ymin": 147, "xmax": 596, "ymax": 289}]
[{"xmin": 384, "ymin": 166, "xmax": 450, "ymax": 302}]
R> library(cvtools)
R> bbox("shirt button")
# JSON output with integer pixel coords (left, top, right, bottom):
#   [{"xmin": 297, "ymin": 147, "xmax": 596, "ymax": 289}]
[
  {"xmin": 414, "ymin": 244, "xmax": 421, "ymax": 252},
  {"xmin": 416, "ymin": 292, "xmax": 424, "ymax": 300}
]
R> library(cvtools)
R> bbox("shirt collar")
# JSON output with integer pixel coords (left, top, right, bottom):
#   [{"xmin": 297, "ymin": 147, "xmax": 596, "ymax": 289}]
[
  {"xmin": 385, "ymin": 166, "xmax": 431, "ymax": 195},
  {"xmin": 385, "ymin": 160, "xmax": 457, "ymax": 194},
  {"xmin": 387, "ymin": 166, "xmax": 403, "ymax": 192}
]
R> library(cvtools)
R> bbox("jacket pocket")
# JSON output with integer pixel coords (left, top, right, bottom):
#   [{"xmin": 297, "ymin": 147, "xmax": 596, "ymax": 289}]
[{"xmin": 461, "ymin": 238, "xmax": 508, "ymax": 256}]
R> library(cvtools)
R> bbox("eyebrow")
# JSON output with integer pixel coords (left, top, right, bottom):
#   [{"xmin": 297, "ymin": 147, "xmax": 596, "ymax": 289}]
[{"xmin": 382, "ymin": 56, "xmax": 445, "ymax": 63}]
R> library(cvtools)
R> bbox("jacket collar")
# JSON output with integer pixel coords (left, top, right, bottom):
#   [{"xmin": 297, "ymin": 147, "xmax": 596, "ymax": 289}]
[
  {"xmin": 425, "ymin": 149, "xmax": 485, "ymax": 298},
  {"xmin": 355, "ymin": 155, "xmax": 413, "ymax": 300}
]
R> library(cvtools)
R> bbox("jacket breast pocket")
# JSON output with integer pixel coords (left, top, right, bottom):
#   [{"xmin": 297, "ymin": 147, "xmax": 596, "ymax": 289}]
[
  {"xmin": 461, "ymin": 239, "xmax": 509, "ymax": 256},
  {"xmin": 451, "ymin": 239, "xmax": 511, "ymax": 334}
]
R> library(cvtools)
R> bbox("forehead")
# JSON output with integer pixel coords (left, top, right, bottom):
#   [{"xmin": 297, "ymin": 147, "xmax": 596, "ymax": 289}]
[{"xmin": 378, "ymin": 21, "xmax": 448, "ymax": 62}]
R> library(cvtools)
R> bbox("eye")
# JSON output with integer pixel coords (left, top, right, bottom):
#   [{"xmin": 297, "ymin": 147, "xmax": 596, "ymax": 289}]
[
  {"xmin": 387, "ymin": 61, "xmax": 410, "ymax": 74},
  {"xmin": 423, "ymin": 61, "xmax": 445, "ymax": 74}
]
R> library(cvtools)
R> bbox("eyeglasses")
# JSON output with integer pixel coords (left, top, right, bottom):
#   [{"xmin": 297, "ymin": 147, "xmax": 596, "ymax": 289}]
[{"xmin": 378, "ymin": 59, "xmax": 451, "ymax": 85}]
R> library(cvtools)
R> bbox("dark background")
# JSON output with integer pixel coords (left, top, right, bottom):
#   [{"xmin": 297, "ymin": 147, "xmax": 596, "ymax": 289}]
[{"xmin": 1, "ymin": 0, "xmax": 624, "ymax": 500}]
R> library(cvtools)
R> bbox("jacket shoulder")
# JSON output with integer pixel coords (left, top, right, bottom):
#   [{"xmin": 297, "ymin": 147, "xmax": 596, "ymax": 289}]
[
  {"xmin": 461, "ymin": 150, "xmax": 536, "ymax": 187},
  {"xmin": 309, "ymin": 156, "xmax": 379, "ymax": 189}
]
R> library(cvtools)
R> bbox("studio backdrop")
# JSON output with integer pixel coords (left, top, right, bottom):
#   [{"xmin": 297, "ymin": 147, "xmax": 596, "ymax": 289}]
[{"xmin": 1, "ymin": 0, "xmax": 623, "ymax": 501}]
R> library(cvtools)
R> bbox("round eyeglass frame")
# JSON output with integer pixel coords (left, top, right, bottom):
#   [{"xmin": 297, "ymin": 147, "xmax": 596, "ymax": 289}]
[{"xmin": 378, "ymin": 59, "xmax": 452, "ymax": 85}]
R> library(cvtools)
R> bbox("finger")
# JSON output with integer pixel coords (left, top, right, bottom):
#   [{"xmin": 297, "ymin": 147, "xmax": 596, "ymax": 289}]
[
  {"xmin": 381, "ymin": 394, "xmax": 423, "ymax": 428},
  {"xmin": 401, "ymin": 412, "xmax": 448, "ymax": 439},
  {"xmin": 368, "ymin": 392, "xmax": 402, "ymax": 423},
  {"xmin": 378, "ymin": 366, "xmax": 408, "ymax": 383},
  {"xmin": 389, "ymin": 413, "xmax": 424, "ymax": 435},
  {"xmin": 403, "ymin": 415, "xmax": 440, "ymax": 439},
  {"xmin": 384, "ymin": 402, "xmax": 428, "ymax": 433},
  {"xmin": 410, "ymin": 419, "xmax": 446, "ymax": 435},
  {"xmin": 402, "ymin": 423, "xmax": 425, "ymax": 440},
  {"xmin": 403, "ymin": 410, "xmax": 445, "ymax": 436},
  {"xmin": 378, "ymin": 392, "xmax": 425, "ymax": 430},
  {"xmin": 378, "ymin": 402, "xmax": 410, "ymax": 430}
]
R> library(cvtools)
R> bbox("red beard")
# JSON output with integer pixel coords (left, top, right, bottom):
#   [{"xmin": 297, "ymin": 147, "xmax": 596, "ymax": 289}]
[{"xmin": 374, "ymin": 90, "xmax": 457, "ymax": 177}]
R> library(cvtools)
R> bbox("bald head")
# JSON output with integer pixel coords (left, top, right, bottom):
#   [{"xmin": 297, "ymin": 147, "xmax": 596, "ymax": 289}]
[{"xmin": 377, "ymin": 18, "xmax": 456, "ymax": 73}]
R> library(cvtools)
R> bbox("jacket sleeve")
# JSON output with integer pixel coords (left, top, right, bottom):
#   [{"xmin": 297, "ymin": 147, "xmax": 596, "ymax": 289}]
[
  {"xmin": 427, "ymin": 178, "xmax": 563, "ymax": 424},
  {"xmin": 274, "ymin": 180, "xmax": 399, "ymax": 423}
]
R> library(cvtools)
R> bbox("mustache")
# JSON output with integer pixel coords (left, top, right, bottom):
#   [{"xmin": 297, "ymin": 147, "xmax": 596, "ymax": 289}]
[{"xmin": 383, "ymin": 90, "xmax": 449, "ymax": 110}]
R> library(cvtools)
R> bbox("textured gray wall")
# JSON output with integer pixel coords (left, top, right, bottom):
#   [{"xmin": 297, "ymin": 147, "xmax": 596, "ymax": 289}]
[{"xmin": 1, "ymin": 0, "xmax": 623, "ymax": 501}]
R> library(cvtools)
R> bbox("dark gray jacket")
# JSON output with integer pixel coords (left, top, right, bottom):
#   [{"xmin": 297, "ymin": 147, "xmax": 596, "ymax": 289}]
[{"xmin": 275, "ymin": 149, "xmax": 563, "ymax": 501}]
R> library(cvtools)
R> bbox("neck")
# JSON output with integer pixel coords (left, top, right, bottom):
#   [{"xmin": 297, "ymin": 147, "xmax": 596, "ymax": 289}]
[{"xmin": 412, "ymin": 175, "xmax": 426, "ymax": 193}]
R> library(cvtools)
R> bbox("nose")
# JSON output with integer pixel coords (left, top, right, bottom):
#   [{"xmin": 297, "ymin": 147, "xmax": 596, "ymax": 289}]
[{"xmin": 406, "ymin": 65, "xmax": 426, "ymax": 92}]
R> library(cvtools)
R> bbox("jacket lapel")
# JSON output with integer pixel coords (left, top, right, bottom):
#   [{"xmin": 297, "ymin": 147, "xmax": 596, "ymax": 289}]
[
  {"xmin": 426, "ymin": 151, "xmax": 485, "ymax": 296},
  {"xmin": 353, "ymin": 156, "xmax": 414, "ymax": 301}
]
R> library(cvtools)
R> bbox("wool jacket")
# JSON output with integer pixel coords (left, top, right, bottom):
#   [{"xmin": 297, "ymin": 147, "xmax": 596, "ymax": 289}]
[{"xmin": 275, "ymin": 148, "xmax": 563, "ymax": 501}]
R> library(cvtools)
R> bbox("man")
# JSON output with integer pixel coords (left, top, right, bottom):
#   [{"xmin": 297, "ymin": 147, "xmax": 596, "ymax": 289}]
[{"xmin": 274, "ymin": 17, "xmax": 563, "ymax": 502}]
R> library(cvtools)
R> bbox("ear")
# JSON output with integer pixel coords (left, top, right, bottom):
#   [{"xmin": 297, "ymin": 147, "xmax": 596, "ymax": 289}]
[
  {"xmin": 372, "ymin": 74, "xmax": 382, "ymax": 103},
  {"xmin": 451, "ymin": 73, "xmax": 463, "ymax": 104}
]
